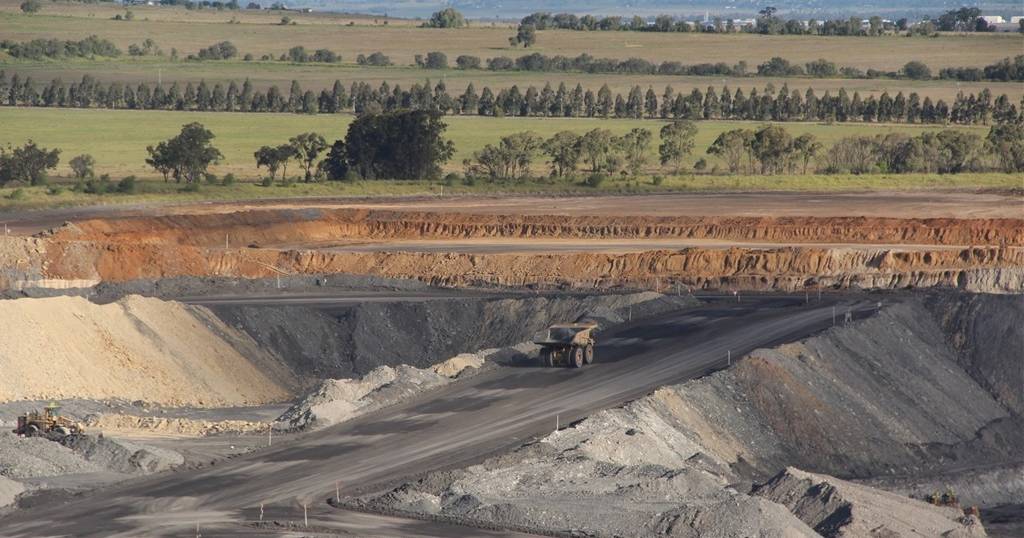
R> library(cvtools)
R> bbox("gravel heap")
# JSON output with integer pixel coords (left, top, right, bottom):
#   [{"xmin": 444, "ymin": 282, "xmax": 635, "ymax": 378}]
[
  {"xmin": 755, "ymin": 467, "xmax": 987, "ymax": 537},
  {"xmin": 275, "ymin": 365, "xmax": 449, "ymax": 430},
  {"xmin": 356, "ymin": 295, "xmax": 1013, "ymax": 537}
]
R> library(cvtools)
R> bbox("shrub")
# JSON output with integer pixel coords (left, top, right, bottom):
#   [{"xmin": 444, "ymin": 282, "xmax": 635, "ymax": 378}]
[
  {"xmin": 221, "ymin": 173, "xmax": 236, "ymax": 186},
  {"xmin": 651, "ymin": 175, "xmax": 664, "ymax": 185},
  {"xmin": 903, "ymin": 60, "xmax": 932, "ymax": 80},
  {"xmin": 181, "ymin": 182, "xmax": 201, "ymax": 192},
  {"xmin": 442, "ymin": 172, "xmax": 459, "ymax": 186},
  {"xmin": 7, "ymin": 188, "xmax": 26, "ymax": 200},
  {"xmin": 205, "ymin": 172, "xmax": 219, "ymax": 184},
  {"xmin": 116, "ymin": 175, "xmax": 137, "ymax": 193},
  {"xmin": 585, "ymin": 173, "xmax": 607, "ymax": 187},
  {"xmin": 47, "ymin": 185, "xmax": 65, "ymax": 196},
  {"xmin": 694, "ymin": 158, "xmax": 707, "ymax": 171},
  {"xmin": 260, "ymin": 176, "xmax": 274, "ymax": 187}
]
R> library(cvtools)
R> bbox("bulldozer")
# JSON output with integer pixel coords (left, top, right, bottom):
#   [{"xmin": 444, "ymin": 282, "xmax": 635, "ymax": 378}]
[
  {"xmin": 13, "ymin": 402, "xmax": 84, "ymax": 438},
  {"xmin": 534, "ymin": 322, "xmax": 598, "ymax": 368}
]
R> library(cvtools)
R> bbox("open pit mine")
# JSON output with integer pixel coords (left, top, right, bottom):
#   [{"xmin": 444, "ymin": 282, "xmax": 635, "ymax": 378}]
[{"xmin": 0, "ymin": 193, "xmax": 1020, "ymax": 538}]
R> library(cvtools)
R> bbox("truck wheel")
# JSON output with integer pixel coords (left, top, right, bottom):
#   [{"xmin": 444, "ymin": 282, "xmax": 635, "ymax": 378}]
[
  {"xmin": 26, "ymin": 425, "xmax": 39, "ymax": 437},
  {"xmin": 540, "ymin": 349, "xmax": 553, "ymax": 367},
  {"xmin": 570, "ymin": 346, "xmax": 584, "ymax": 368},
  {"xmin": 584, "ymin": 344, "xmax": 594, "ymax": 364},
  {"xmin": 55, "ymin": 426, "xmax": 71, "ymax": 437}
]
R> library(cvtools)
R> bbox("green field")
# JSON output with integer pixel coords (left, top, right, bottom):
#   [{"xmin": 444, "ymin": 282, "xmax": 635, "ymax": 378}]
[{"xmin": 0, "ymin": 107, "xmax": 997, "ymax": 180}]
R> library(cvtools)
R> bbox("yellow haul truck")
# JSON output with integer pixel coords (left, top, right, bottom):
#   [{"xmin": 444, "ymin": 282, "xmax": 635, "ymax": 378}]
[{"xmin": 534, "ymin": 322, "xmax": 598, "ymax": 368}]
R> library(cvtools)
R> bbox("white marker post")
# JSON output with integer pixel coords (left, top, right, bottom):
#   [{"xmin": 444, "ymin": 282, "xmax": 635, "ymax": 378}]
[
  {"xmin": 555, "ymin": 414, "xmax": 559, "ymax": 432},
  {"xmin": 335, "ymin": 481, "xmax": 340, "ymax": 503},
  {"xmin": 259, "ymin": 503, "xmax": 264, "ymax": 522},
  {"xmin": 832, "ymin": 306, "xmax": 836, "ymax": 326},
  {"xmin": 303, "ymin": 503, "xmax": 308, "ymax": 527},
  {"xmin": 268, "ymin": 424, "xmax": 273, "ymax": 446},
  {"xmin": 727, "ymin": 349, "xmax": 731, "ymax": 366}
]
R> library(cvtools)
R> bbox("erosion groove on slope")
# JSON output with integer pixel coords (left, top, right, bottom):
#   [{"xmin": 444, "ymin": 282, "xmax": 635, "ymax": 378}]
[
  {"xmin": 17, "ymin": 236, "xmax": 1024, "ymax": 293},
  {"xmin": 48, "ymin": 209, "xmax": 1024, "ymax": 247}
]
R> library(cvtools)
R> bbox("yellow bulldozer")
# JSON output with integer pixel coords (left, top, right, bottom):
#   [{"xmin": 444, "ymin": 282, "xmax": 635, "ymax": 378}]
[
  {"xmin": 534, "ymin": 322, "xmax": 598, "ymax": 368},
  {"xmin": 13, "ymin": 403, "xmax": 85, "ymax": 438}
]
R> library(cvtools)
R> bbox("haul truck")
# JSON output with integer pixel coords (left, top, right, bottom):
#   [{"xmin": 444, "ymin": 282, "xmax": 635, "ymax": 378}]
[{"xmin": 534, "ymin": 322, "xmax": 597, "ymax": 368}]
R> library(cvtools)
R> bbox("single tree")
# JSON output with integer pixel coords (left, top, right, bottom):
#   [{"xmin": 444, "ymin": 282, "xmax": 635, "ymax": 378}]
[
  {"xmin": 69, "ymin": 154, "xmax": 96, "ymax": 179},
  {"xmin": 289, "ymin": 132, "xmax": 328, "ymax": 182},
  {"xmin": 708, "ymin": 129, "xmax": 754, "ymax": 174},
  {"xmin": 541, "ymin": 131, "xmax": 582, "ymax": 178},
  {"xmin": 510, "ymin": 24, "xmax": 537, "ymax": 47},
  {"xmin": 145, "ymin": 122, "xmax": 222, "ymax": 183},
  {"xmin": 19, "ymin": 0, "xmax": 41, "ymax": 13},
  {"xmin": 658, "ymin": 121, "xmax": 698, "ymax": 173},
  {"xmin": 0, "ymin": 141, "xmax": 60, "ymax": 186},
  {"xmin": 621, "ymin": 128, "xmax": 653, "ymax": 176},
  {"xmin": 426, "ymin": 7, "xmax": 466, "ymax": 28}
]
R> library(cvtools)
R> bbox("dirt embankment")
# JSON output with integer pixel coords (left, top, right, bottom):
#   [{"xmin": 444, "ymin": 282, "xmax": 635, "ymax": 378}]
[
  {"xmin": 213, "ymin": 292, "xmax": 686, "ymax": 379},
  {"xmin": 0, "ymin": 295, "xmax": 297, "ymax": 407},
  {"xmin": 19, "ymin": 237, "xmax": 1024, "ymax": 293},
  {"xmin": 49, "ymin": 208, "xmax": 1024, "ymax": 247}
]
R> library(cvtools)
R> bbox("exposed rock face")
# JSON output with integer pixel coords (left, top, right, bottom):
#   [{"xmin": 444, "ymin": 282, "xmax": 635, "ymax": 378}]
[
  {"xmin": 3, "ymin": 208, "xmax": 1021, "ymax": 293},
  {"xmin": 3, "ymin": 235, "xmax": 1020, "ymax": 294},
  {"xmin": 47, "ymin": 209, "xmax": 1024, "ymax": 247},
  {"xmin": 925, "ymin": 292, "xmax": 1024, "ymax": 416},
  {"xmin": 755, "ymin": 467, "xmax": 986, "ymax": 538}
]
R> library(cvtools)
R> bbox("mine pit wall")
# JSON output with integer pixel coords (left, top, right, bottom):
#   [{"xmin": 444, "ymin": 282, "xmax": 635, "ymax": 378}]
[
  {"xmin": 211, "ymin": 292, "xmax": 686, "ymax": 380},
  {"xmin": 11, "ymin": 236, "xmax": 1024, "ymax": 294},
  {"xmin": 50, "ymin": 209, "xmax": 1024, "ymax": 247}
]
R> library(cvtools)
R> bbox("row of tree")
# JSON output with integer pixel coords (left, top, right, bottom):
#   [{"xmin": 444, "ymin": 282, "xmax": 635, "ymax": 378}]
[
  {"xmin": 517, "ymin": 7, "xmax": 1022, "ymax": 35},
  {"xmin": 3, "ymin": 112, "xmax": 1020, "ymax": 188},
  {"xmin": 2, "ymin": 72, "xmax": 1017, "ymax": 127}
]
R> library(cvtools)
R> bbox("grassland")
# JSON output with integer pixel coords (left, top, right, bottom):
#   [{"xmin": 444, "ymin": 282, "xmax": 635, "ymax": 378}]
[
  {"xmin": 0, "ymin": 107, "xmax": 999, "ymax": 180},
  {"xmin": 1, "ymin": 171, "xmax": 1018, "ymax": 211},
  {"xmin": 2, "ymin": 3, "xmax": 1018, "ymax": 70}
]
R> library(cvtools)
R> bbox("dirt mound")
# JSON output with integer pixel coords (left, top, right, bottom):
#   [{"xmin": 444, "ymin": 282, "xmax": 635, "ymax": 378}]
[
  {"xmin": 59, "ymin": 434, "xmax": 183, "ymax": 474},
  {"xmin": 755, "ymin": 467, "xmax": 986, "ymax": 537},
  {"xmin": 276, "ymin": 365, "xmax": 449, "ymax": 430},
  {"xmin": 0, "ymin": 432, "xmax": 102, "ymax": 480},
  {"xmin": 0, "ymin": 476, "xmax": 24, "ymax": 509},
  {"xmin": 0, "ymin": 295, "xmax": 297, "ymax": 406},
  {"xmin": 50, "ymin": 208, "xmax": 1024, "ymax": 247},
  {"xmin": 357, "ymin": 441, "xmax": 819, "ymax": 538},
  {"xmin": 86, "ymin": 414, "xmax": 268, "ymax": 437}
]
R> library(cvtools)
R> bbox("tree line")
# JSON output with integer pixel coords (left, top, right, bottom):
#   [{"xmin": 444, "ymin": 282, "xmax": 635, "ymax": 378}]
[
  {"xmin": 1, "ymin": 72, "xmax": 1018, "ymax": 127},
  {"xmin": 517, "ymin": 7, "xmax": 1022, "ymax": 35},
  {"xmin": 420, "ymin": 52, "xmax": 1022, "ymax": 82},
  {"xmin": 2, "ymin": 112, "xmax": 1020, "ymax": 191}
]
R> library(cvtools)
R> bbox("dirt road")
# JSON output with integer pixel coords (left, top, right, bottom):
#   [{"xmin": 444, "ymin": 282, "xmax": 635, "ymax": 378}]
[
  {"xmin": 0, "ymin": 296, "xmax": 875, "ymax": 537},
  {"xmin": 1, "ymin": 191, "xmax": 1019, "ymax": 236}
]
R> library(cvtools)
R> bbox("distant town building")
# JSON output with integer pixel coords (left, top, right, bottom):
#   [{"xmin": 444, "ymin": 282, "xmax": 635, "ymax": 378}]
[{"xmin": 980, "ymin": 15, "xmax": 1006, "ymax": 24}]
